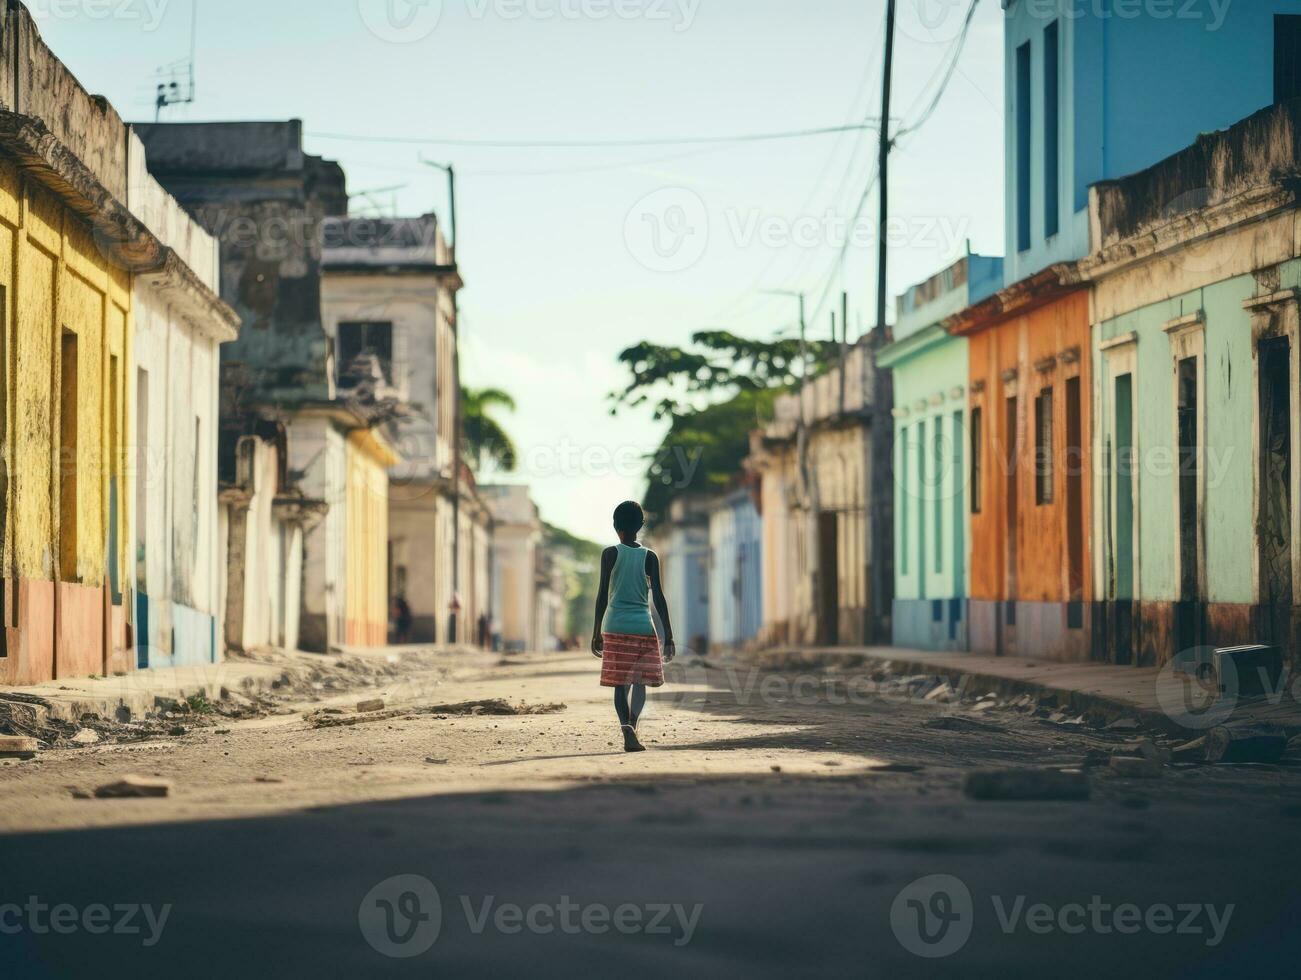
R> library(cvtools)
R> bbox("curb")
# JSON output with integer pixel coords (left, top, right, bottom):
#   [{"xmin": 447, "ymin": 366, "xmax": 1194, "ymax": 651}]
[{"xmin": 756, "ymin": 647, "xmax": 1194, "ymax": 736}]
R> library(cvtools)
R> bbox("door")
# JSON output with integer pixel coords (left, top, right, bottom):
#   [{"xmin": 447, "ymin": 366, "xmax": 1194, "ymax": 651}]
[
  {"xmin": 1002, "ymin": 395, "xmax": 1019, "ymax": 654},
  {"xmin": 818, "ymin": 511, "xmax": 839, "ymax": 646},
  {"xmin": 1176, "ymin": 354, "xmax": 1206, "ymax": 651},
  {"xmin": 1259, "ymin": 336, "xmax": 1293, "ymax": 650}
]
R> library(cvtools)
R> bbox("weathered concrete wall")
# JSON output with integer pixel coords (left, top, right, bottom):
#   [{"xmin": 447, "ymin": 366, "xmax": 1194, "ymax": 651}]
[
  {"xmin": 749, "ymin": 422, "xmax": 870, "ymax": 648},
  {"xmin": 0, "ymin": 151, "xmax": 132, "ymax": 683},
  {"xmin": 133, "ymin": 120, "xmax": 346, "ymax": 402},
  {"xmin": 0, "ymin": 3, "xmax": 130, "ymax": 202}
]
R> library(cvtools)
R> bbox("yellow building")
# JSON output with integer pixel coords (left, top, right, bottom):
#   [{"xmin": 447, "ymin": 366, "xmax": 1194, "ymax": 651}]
[
  {"xmin": 0, "ymin": 149, "xmax": 132, "ymax": 684},
  {"xmin": 345, "ymin": 429, "xmax": 399, "ymax": 647}
]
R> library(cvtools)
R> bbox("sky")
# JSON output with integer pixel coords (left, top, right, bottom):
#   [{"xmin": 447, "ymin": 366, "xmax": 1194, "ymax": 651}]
[{"xmin": 36, "ymin": 0, "xmax": 1006, "ymax": 543}]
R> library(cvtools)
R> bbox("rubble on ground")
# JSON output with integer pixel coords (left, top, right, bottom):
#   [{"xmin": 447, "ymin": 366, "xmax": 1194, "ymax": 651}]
[
  {"xmin": 93, "ymin": 775, "xmax": 172, "ymax": 799},
  {"xmin": 0, "ymin": 647, "xmax": 451, "ymax": 751},
  {"xmin": 306, "ymin": 698, "xmax": 568, "ymax": 729}
]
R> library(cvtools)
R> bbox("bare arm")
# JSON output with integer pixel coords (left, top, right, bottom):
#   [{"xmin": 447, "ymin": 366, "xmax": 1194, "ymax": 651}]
[
  {"xmin": 646, "ymin": 551, "xmax": 676, "ymax": 661},
  {"xmin": 591, "ymin": 547, "xmax": 617, "ymax": 657}
]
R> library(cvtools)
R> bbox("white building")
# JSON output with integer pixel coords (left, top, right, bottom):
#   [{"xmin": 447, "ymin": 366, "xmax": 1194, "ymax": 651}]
[
  {"xmin": 126, "ymin": 130, "xmax": 239, "ymax": 668},
  {"xmin": 321, "ymin": 214, "xmax": 490, "ymax": 645},
  {"xmin": 482, "ymin": 485, "xmax": 543, "ymax": 652}
]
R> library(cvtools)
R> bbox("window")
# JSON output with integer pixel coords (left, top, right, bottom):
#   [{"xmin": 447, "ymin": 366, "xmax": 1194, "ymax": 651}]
[
  {"xmin": 933, "ymin": 417, "xmax": 944, "ymax": 573},
  {"xmin": 59, "ymin": 329, "xmax": 79, "ymax": 581},
  {"xmin": 1035, "ymin": 386, "xmax": 1054, "ymax": 505},
  {"xmin": 969, "ymin": 406, "xmax": 983, "ymax": 514},
  {"xmin": 1043, "ymin": 21, "xmax": 1060, "ymax": 238},
  {"xmin": 1276, "ymin": 15, "xmax": 1301, "ymax": 103},
  {"xmin": 337, "ymin": 321, "xmax": 393, "ymax": 384},
  {"xmin": 900, "ymin": 431, "xmax": 909, "ymax": 575},
  {"xmin": 1065, "ymin": 377, "xmax": 1084, "ymax": 601},
  {"xmin": 1113, "ymin": 374, "xmax": 1135, "ymax": 600},
  {"xmin": 1016, "ymin": 41, "xmax": 1032, "ymax": 252},
  {"xmin": 136, "ymin": 368, "xmax": 149, "ymax": 584}
]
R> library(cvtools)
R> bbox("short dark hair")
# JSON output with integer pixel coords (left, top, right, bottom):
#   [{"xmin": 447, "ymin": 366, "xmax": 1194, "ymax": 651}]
[{"xmin": 613, "ymin": 501, "xmax": 645, "ymax": 535}]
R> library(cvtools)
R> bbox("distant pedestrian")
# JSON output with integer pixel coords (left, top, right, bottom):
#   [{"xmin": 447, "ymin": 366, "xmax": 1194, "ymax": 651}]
[
  {"xmin": 392, "ymin": 595, "xmax": 413, "ymax": 645},
  {"xmin": 478, "ymin": 612, "xmax": 491, "ymax": 649},
  {"xmin": 591, "ymin": 501, "xmax": 675, "ymax": 753}
]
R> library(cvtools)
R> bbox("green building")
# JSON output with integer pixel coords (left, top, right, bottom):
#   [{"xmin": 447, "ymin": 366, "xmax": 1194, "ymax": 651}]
[{"xmin": 879, "ymin": 252, "xmax": 1003, "ymax": 651}]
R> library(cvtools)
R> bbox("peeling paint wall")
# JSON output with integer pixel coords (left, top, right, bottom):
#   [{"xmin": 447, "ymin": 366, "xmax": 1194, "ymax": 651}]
[{"xmin": 966, "ymin": 288, "xmax": 1093, "ymax": 661}]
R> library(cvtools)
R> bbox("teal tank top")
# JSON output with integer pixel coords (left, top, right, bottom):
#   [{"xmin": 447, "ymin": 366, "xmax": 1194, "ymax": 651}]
[{"xmin": 602, "ymin": 544, "xmax": 655, "ymax": 637}]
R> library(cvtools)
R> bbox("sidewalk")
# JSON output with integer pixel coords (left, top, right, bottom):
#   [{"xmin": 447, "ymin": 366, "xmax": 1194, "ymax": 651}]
[
  {"xmin": 0, "ymin": 645, "xmax": 463, "ymax": 727},
  {"xmin": 767, "ymin": 645, "xmax": 1301, "ymax": 736}
]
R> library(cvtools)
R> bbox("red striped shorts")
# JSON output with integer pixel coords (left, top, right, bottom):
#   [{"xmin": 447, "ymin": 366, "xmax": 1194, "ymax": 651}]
[{"xmin": 600, "ymin": 632, "xmax": 664, "ymax": 688}]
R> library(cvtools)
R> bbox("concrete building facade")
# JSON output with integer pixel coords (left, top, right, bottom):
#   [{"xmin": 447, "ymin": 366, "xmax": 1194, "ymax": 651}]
[
  {"xmin": 483, "ymin": 484, "xmax": 542, "ymax": 652},
  {"xmin": 136, "ymin": 120, "xmax": 401, "ymax": 653},
  {"xmin": 126, "ymin": 131, "xmax": 239, "ymax": 669},
  {"xmin": 879, "ymin": 252, "xmax": 1002, "ymax": 651},
  {"xmin": 0, "ymin": 4, "xmax": 225, "ymax": 683},
  {"xmin": 707, "ymin": 487, "xmax": 763, "ymax": 651},
  {"xmin": 321, "ymin": 214, "xmax": 488, "ymax": 645},
  {"xmin": 747, "ymin": 342, "xmax": 880, "ymax": 647},
  {"xmin": 1081, "ymin": 99, "xmax": 1301, "ymax": 668},
  {"xmin": 652, "ymin": 496, "xmax": 711, "ymax": 655}
]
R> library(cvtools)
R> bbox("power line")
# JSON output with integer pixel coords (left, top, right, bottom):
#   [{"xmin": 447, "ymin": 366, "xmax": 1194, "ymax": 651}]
[
  {"xmin": 895, "ymin": 0, "xmax": 982, "ymax": 141},
  {"xmin": 305, "ymin": 121, "xmax": 884, "ymax": 150},
  {"xmin": 711, "ymin": 16, "xmax": 888, "ymax": 328}
]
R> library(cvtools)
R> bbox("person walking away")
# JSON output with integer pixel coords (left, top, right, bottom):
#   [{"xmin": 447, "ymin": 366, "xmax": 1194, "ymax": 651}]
[{"xmin": 591, "ymin": 501, "xmax": 675, "ymax": 753}]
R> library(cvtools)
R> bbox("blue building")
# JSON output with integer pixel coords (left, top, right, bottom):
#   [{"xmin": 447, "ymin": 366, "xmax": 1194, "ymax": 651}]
[
  {"xmin": 657, "ymin": 497, "xmax": 712, "ymax": 655},
  {"xmin": 708, "ymin": 489, "xmax": 763, "ymax": 651},
  {"xmin": 1004, "ymin": 0, "xmax": 1301, "ymax": 284}
]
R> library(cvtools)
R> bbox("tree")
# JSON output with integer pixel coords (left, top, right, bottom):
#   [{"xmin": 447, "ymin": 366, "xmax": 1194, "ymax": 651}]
[
  {"xmin": 462, "ymin": 386, "xmax": 518, "ymax": 473},
  {"xmin": 611, "ymin": 330, "xmax": 839, "ymax": 420},
  {"xmin": 610, "ymin": 330, "xmax": 840, "ymax": 524}
]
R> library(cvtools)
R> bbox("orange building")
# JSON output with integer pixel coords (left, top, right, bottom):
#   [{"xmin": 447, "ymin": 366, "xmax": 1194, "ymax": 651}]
[{"xmin": 948, "ymin": 266, "xmax": 1093, "ymax": 661}]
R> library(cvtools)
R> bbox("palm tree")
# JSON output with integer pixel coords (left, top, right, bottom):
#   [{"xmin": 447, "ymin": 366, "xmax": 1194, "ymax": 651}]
[{"xmin": 461, "ymin": 386, "xmax": 518, "ymax": 473}]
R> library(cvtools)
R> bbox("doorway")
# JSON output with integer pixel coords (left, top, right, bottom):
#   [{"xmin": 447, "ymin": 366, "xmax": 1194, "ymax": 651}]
[
  {"xmin": 1176, "ymin": 354, "xmax": 1205, "ymax": 651},
  {"xmin": 818, "ymin": 511, "xmax": 839, "ymax": 646},
  {"xmin": 1259, "ymin": 336, "xmax": 1293, "ymax": 649},
  {"xmin": 59, "ymin": 329, "xmax": 78, "ymax": 582}
]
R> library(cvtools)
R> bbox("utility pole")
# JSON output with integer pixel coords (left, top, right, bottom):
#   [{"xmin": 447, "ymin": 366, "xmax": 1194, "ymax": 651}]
[
  {"xmin": 868, "ymin": 0, "xmax": 898, "ymax": 645},
  {"xmin": 424, "ymin": 159, "xmax": 462, "ymax": 644}
]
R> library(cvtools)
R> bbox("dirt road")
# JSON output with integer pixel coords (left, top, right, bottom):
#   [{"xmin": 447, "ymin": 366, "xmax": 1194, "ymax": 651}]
[{"xmin": 2, "ymin": 647, "xmax": 1300, "ymax": 977}]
